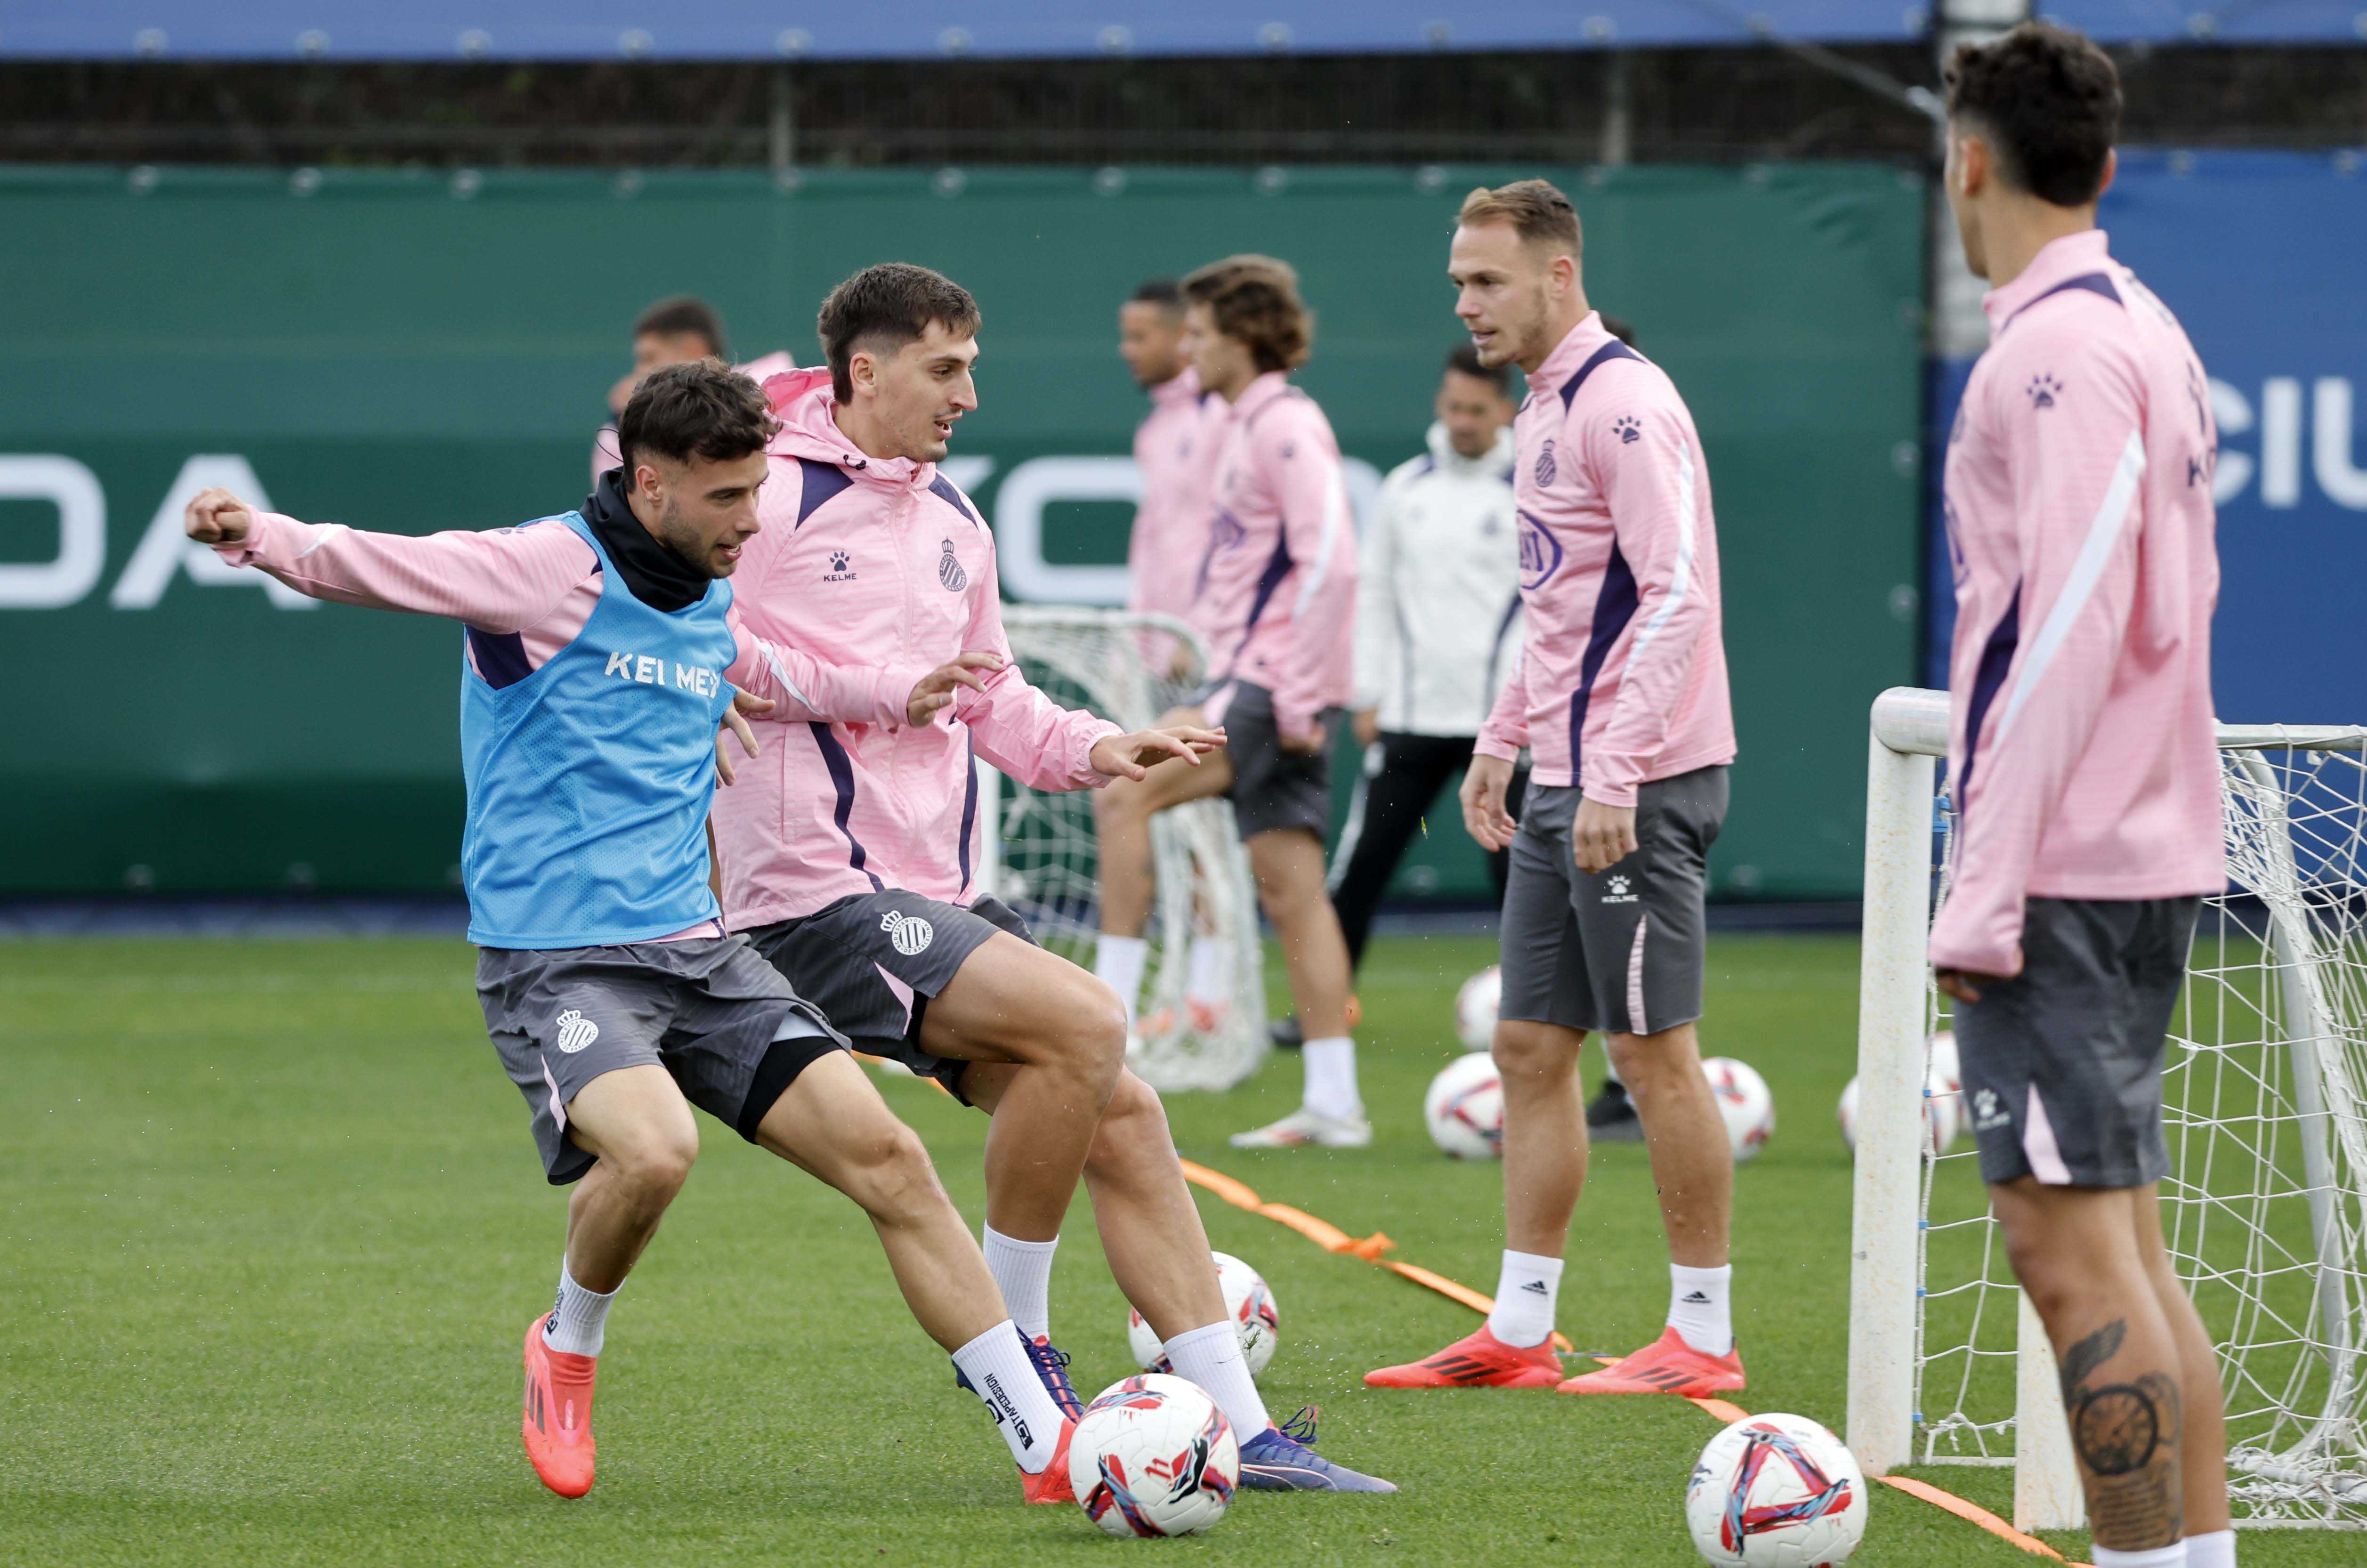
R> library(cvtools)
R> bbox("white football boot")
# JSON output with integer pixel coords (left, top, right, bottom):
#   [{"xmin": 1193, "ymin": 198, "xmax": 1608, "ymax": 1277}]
[{"xmin": 1228, "ymin": 1107, "xmax": 1373, "ymax": 1149}]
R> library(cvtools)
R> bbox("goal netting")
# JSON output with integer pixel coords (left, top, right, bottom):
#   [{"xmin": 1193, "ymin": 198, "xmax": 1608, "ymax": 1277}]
[
  {"xmin": 1849, "ymin": 686, "xmax": 2367, "ymax": 1531},
  {"xmin": 980, "ymin": 606, "xmax": 1268, "ymax": 1093}
]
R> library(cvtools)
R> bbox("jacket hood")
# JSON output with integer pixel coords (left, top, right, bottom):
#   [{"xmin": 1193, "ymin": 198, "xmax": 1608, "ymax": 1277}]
[
  {"xmin": 761, "ymin": 367, "xmax": 937, "ymax": 490},
  {"xmin": 1425, "ymin": 419, "xmax": 1518, "ymax": 478}
]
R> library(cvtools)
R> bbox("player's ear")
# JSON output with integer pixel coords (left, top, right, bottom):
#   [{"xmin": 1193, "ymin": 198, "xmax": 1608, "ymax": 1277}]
[{"xmin": 2094, "ymin": 147, "xmax": 2117, "ymax": 203}]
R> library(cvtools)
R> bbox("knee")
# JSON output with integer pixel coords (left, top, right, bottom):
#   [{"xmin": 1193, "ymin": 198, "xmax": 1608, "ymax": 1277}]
[
  {"xmin": 1096, "ymin": 781, "xmax": 1148, "ymax": 829},
  {"xmin": 846, "ymin": 1122, "xmax": 945, "ymax": 1224},
  {"xmin": 1088, "ymin": 1075, "xmax": 1173, "ymax": 1174},
  {"xmin": 1057, "ymin": 978, "xmax": 1130, "ymax": 1089},
  {"xmin": 608, "ymin": 1122, "xmax": 698, "ymax": 1201},
  {"xmin": 1492, "ymin": 1022, "xmax": 1577, "ymax": 1089},
  {"xmin": 1604, "ymin": 1029, "xmax": 1692, "ymax": 1098}
]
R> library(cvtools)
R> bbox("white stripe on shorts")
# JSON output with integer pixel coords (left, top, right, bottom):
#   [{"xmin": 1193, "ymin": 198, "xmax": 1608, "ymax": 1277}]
[
  {"xmin": 1626, "ymin": 917, "xmax": 1650, "ymax": 1037},
  {"xmin": 873, "ymin": 962, "xmax": 915, "ymax": 1031},
  {"xmin": 2023, "ymin": 1084, "xmax": 2074, "ymax": 1185},
  {"xmin": 542, "ymin": 1055, "xmax": 567, "ymax": 1134}
]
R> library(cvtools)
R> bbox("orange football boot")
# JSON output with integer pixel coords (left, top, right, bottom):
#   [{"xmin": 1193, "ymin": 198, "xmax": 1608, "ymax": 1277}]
[
  {"xmin": 1364, "ymin": 1324, "xmax": 1564, "ymax": 1389},
  {"xmin": 1557, "ymin": 1326, "xmax": 1745, "ymax": 1397},
  {"xmin": 1021, "ymin": 1419, "xmax": 1077, "ymax": 1505},
  {"xmin": 521, "ymin": 1315, "xmax": 599, "ymax": 1497}
]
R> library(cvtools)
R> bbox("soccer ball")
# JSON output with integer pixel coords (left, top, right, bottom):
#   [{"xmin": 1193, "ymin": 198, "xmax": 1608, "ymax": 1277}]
[
  {"xmin": 1069, "ymin": 1374, "xmax": 1239, "ymax": 1538},
  {"xmin": 1685, "ymin": 1412, "xmax": 1867, "ymax": 1566},
  {"xmin": 1127, "ymin": 1251, "xmax": 1279, "ymax": 1376},
  {"xmin": 1837, "ymin": 1032, "xmax": 1963, "ymax": 1156},
  {"xmin": 1423, "ymin": 1051, "xmax": 1506, "ymax": 1160},
  {"xmin": 1702, "ymin": 1056, "xmax": 1776, "ymax": 1162},
  {"xmin": 1454, "ymin": 965, "xmax": 1502, "ymax": 1051}
]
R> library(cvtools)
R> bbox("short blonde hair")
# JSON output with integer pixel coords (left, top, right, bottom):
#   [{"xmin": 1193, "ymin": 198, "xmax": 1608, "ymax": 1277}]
[{"xmin": 1456, "ymin": 178, "xmax": 1582, "ymax": 259}]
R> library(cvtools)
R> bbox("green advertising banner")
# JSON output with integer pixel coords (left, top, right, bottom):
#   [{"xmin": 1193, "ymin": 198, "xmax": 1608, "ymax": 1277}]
[{"xmin": 0, "ymin": 162, "xmax": 1925, "ymax": 899}]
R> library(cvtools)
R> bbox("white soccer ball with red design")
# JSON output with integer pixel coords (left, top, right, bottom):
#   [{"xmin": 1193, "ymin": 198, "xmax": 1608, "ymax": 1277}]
[
  {"xmin": 1424, "ymin": 1050, "xmax": 1506, "ymax": 1160},
  {"xmin": 1069, "ymin": 1374, "xmax": 1239, "ymax": 1538},
  {"xmin": 1838, "ymin": 1031, "xmax": 1964, "ymax": 1157},
  {"xmin": 1127, "ymin": 1250, "xmax": 1280, "ymax": 1377},
  {"xmin": 1702, "ymin": 1056, "xmax": 1776, "ymax": 1163},
  {"xmin": 1454, "ymin": 965, "xmax": 1502, "ymax": 1051},
  {"xmin": 1684, "ymin": 1411, "xmax": 1867, "ymax": 1566}
]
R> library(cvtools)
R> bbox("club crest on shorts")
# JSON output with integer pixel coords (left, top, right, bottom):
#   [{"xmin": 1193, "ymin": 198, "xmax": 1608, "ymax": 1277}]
[
  {"xmin": 881, "ymin": 909, "xmax": 935, "ymax": 956},
  {"xmin": 554, "ymin": 1009, "xmax": 600, "ymax": 1054},
  {"xmin": 937, "ymin": 538, "xmax": 968, "ymax": 592}
]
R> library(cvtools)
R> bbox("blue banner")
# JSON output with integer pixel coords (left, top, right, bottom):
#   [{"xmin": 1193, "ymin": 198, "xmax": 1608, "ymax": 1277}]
[{"xmin": 1926, "ymin": 149, "xmax": 2367, "ymax": 728}]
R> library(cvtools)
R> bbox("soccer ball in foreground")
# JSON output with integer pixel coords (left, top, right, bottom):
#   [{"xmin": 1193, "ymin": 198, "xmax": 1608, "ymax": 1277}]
[
  {"xmin": 1685, "ymin": 1412, "xmax": 1867, "ymax": 1566},
  {"xmin": 1127, "ymin": 1251, "xmax": 1279, "ymax": 1376},
  {"xmin": 1070, "ymin": 1374, "xmax": 1239, "ymax": 1538},
  {"xmin": 1454, "ymin": 965, "xmax": 1502, "ymax": 1051},
  {"xmin": 1424, "ymin": 1051, "xmax": 1506, "ymax": 1160},
  {"xmin": 1702, "ymin": 1056, "xmax": 1776, "ymax": 1162}
]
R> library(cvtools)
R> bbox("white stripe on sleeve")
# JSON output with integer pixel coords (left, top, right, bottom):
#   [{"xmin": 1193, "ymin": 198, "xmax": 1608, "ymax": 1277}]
[
  {"xmin": 1290, "ymin": 462, "xmax": 1350, "ymax": 619},
  {"xmin": 1993, "ymin": 428, "xmax": 2147, "ymax": 745},
  {"xmin": 1620, "ymin": 437, "xmax": 1698, "ymax": 667}
]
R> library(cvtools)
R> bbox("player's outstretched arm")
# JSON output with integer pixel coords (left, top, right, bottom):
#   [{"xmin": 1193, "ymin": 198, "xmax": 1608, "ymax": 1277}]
[{"xmin": 1087, "ymin": 723, "xmax": 1228, "ymax": 782}]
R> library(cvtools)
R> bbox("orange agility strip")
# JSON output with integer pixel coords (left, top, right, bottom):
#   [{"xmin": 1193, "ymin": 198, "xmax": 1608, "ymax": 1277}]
[{"xmin": 1179, "ymin": 1157, "xmax": 2088, "ymax": 1568}]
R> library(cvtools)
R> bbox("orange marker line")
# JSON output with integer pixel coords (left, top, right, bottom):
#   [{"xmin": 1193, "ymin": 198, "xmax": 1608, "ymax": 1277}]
[{"xmin": 1179, "ymin": 1157, "xmax": 2089, "ymax": 1567}]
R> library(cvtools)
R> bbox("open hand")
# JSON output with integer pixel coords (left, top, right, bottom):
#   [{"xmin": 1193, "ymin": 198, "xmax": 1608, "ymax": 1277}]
[
  {"xmin": 716, "ymin": 691, "xmax": 773, "ymax": 786},
  {"xmin": 1460, "ymin": 753, "xmax": 1519, "ymax": 851},
  {"xmin": 184, "ymin": 486, "xmax": 258, "ymax": 546},
  {"xmin": 1572, "ymin": 795, "xmax": 1638, "ymax": 875},
  {"xmin": 908, "ymin": 651, "xmax": 1006, "ymax": 726},
  {"xmin": 1091, "ymin": 724, "xmax": 1227, "ymax": 781}
]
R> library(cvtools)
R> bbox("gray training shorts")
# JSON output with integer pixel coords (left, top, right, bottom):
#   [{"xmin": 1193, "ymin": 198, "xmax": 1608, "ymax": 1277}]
[
  {"xmin": 1199, "ymin": 679, "xmax": 1340, "ymax": 841},
  {"xmin": 1953, "ymin": 895, "xmax": 2201, "ymax": 1190},
  {"xmin": 478, "ymin": 935, "xmax": 848, "ymax": 1185},
  {"xmin": 1497, "ymin": 766, "xmax": 1728, "ymax": 1039},
  {"xmin": 742, "ymin": 889, "xmax": 1035, "ymax": 1107}
]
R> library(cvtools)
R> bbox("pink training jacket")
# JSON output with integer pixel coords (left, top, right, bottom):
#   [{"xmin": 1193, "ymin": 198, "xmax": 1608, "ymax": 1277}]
[
  {"xmin": 1127, "ymin": 367, "xmax": 1211, "ymax": 622},
  {"xmin": 711, "ymin": 367, "xmax": 1124, "ymax": 929},
  {"xmin": 1476, "ymin": 314, "xmax": 1734, "ymax": 807},
  {"xmin": 1190, "ymin": 371, "xmax": 1358, "ymax": 739},
  {"xmin": 1929, "ymin": 230, "xmax": 2224, "ymax": 978}
]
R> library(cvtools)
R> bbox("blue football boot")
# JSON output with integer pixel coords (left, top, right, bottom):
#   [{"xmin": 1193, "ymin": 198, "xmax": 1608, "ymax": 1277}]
[{"xmin": 1236, "ymin": 1407, "xmax": 1398, "ymax": 1493}]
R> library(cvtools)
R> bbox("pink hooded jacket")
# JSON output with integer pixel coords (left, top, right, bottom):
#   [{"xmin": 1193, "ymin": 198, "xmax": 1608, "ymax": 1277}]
[
  {"xmin": 710, "ymin": 368, "xmax": 1123, "ymax": 929},
  {"xmin": 1126, "ymin": 367, "xmax": 1211, "ymax": 622}
]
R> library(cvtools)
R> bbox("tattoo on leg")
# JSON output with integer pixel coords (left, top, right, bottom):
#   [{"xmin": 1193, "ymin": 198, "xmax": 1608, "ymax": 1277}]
[{"xmin": 2058, "ymin": 1322, "xmax": 2186, "ymax": 1549}]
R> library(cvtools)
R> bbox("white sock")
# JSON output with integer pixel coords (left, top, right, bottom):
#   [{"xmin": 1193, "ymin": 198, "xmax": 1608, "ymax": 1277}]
[
  {"xmin": 1301, "ymin": 1035, "xmax": 1361, "ymax": 1120},
  {"xmin": 2092, "ymin": 1545, "xmax": 2186, "ymax": 1568},
  {"xmin": 2183, "ymin": 1531, "xmax": 2234, "ymax": 1568},
  {"xmin": 1486, "ymin": 1250, "xmax": 1564, "ymax": 1348},
  {"xmin": 1668, "ymin": 1262, "xmax": 1735, "ymax": 1357},
  {"xmin": 952, "ymin": 1320, "xmax": 1067, "ymax": 1474},
  {"xmin": 1095, "ymin": 935, "xmax": 1150, "ymax": 1029},
  {"xmin": 1161, "ymin": 1319, "xmax": 1270, "ymax": 1438},
  {"xmin": 981, "ymin": 1226, "xmax": 1058, "ymax": 1342},
  {"xmin": 1186, "ymin": 936, "xmax": 1231, "ymax": 1005},
  {"xmin": 542, "ymin": 1261, "xmax": 617, "ymax": 1358}
]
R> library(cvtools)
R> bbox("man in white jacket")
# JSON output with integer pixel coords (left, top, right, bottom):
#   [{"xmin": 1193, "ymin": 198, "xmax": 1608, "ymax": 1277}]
[{"xmin": 1328, "ymin": 345, "xmax": 1522, "ymax": 963}]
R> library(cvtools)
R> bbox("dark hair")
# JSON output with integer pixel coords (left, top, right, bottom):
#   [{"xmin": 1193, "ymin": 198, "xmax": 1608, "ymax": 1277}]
[
  {"xmin": 1599, "ymin": 312, "xmax": 1637, "ymax": 348},
  {"xmin": 816, "ymin": 263, "xmax": 983, "ymax": 403},
  {"xmin": 1130, "ymin": 278, "xmax": 1183, "ymax": 311},
  {"xmin": 1945, "ymin": 23, "xmax": 2121, "ymax": 207},
  {"xmin": 1442, "ymin": 343, "xmax": 1513, "ymax": 396},
  {"xmin": 632, "ymin": 295, "xmax": 727, "ymax": 359},
  {"xmin": 617, "ymin": 358, "xmax": 778, "ymax": 473},
  {"xmin": 1180, "ymin": 255, "xmax": 1312, "ymax": 374}
]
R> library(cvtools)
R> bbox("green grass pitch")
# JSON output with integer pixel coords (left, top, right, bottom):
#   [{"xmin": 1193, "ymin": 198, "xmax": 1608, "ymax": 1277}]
[{"xmin": 2, "ymin": 931, "xmax": 2352, "ymax": 1566}]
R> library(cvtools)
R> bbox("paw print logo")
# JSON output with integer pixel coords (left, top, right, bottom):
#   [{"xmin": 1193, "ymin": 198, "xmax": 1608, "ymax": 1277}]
[
  {"xmin": 1607, "ymin": 874, "xmax": 1631, "ymax": 897},
  {"xmin": 1612, "ymin": 415, "xmax": 1641, "ymax": 445},
  {"xmin": 830, "ymin": 550, "xmax": 850, "ymax": 571},
  {"xmin": 2027, "ymin": 373, "xmax": 2062, "ymax": 410}
]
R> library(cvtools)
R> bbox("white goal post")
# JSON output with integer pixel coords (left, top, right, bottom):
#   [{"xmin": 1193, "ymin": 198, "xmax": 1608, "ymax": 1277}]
[
  {"xmin": 1849, "ymin": 685, "xmax": 2367, "ymax": 1531},
  {"xmin": 977, "ymin": 605, "xmax": 1269, "ymax": 1093}
]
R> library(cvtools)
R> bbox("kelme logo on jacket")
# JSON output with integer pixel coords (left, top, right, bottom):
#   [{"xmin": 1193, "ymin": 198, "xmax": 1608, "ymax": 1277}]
[{"xmin": 937, "ymin": 539, "xmax": 968, "ymax": 592}]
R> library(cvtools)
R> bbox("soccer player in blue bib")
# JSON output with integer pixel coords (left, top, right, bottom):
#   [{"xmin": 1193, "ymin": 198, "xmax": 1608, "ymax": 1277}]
[{"xmin": 185, "ymin": 361, "xmax": 1083, "ymax": 1503}]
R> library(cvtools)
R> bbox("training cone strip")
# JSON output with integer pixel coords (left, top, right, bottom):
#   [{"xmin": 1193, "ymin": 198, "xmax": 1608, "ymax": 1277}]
[{"xmin": 1178, "ymin": 1158, "xmax": 2091, "ymax": 1567}]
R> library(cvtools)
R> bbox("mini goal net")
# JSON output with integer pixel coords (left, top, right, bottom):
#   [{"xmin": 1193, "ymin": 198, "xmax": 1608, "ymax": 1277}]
[
  {"xmin": 1848, "ymin": 685, "xmax": 2367, "ymax": 1532},
  {"xmin": 980, "ymin": 606, "xmax": 1268, "ymax": 1093}
]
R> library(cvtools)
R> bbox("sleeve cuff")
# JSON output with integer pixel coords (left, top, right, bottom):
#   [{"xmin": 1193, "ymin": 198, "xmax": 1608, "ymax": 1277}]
[
  {"xmin": 1581, "ymin": 778, "xmax": 1639, "ymax": 809},
  {"xmin": 880, "ymin": 663, "xmax": 934, "ymax": 728},
  {"xmin": 1080, "ymin": 719, "xmax": 1125, "ymax": 784},
  {"xmin": 1473, "ymin": 734, "xmax": 1523, "ymax": 764}
]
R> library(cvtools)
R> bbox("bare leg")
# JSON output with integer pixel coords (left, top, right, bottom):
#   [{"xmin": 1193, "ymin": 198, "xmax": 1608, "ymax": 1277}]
[
  {"xmin": 559, "ymin": 1063, "xmax": 701, "ymax": 1292},
  {"xmin": 752, "ymin": 1051, "xmax": 1005, "ymax": 1352},
  {"xmin": 1605, "ymin": 1021, "xmax": 1730, "ymax": 1267},
  {"xmin": 1244, "ymin": 826, "xmax": 1351, "ymax": 1040},
  {"xmin": 1093, "ymin": 730, "xmax": 1233, "ymax": 939},
  {"xmin": 918, "ymin": 934, "xmax": 1128, "ymax": 1241},
  {"xmin": 1994, "ymin": 1180, "xmax": 2188, "ymax": 1552},
  {"xmin": 2133, "ymin": 1184, "xmax": 2233, "ymax": 1537},
  {"xmin": 964, "ymin": 1063, "xmax": 1228, "ymax": 1340},
  {"xmin": 1492, "ymin": 1019, "xmax": 1592, "ymax": 1255}
]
